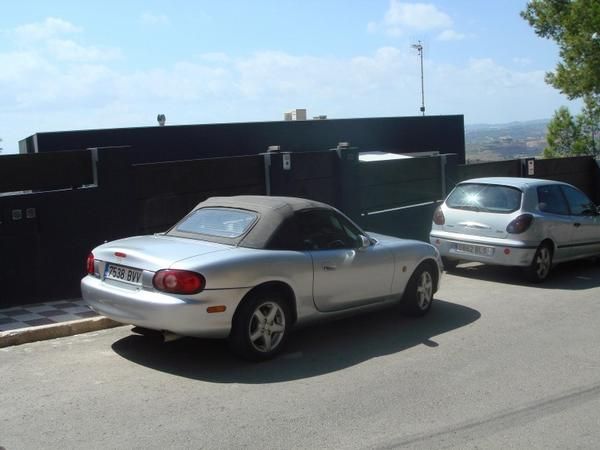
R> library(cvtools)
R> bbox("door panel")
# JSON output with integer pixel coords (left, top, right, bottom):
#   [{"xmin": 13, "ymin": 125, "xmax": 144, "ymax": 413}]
[
  {"xmin": 537, "ymin": 184, "xmax": 574, "ymax": 260},
  {"xmin": 569, "ymin": 215, "xmax": 600, "ymax": 258},
  {"xmin": 560, "ymin": 185, "xmax": 600, "ymax": 258},
  {"xmin": 293, "ymin": 208, "xmax": 395, "ymax": 312},
  {"xmin": 539, "ymin": 213, "xmax": 574, "ymax": 261},
  {"xmin": 311, "ymin": 244, "xmax": 394, "ymax": 312}
]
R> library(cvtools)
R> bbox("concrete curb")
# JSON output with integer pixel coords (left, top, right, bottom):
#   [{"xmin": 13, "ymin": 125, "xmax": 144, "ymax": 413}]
[{"xmin": 0, "ymin": 316, "xmax": 124, "ymax": 348}]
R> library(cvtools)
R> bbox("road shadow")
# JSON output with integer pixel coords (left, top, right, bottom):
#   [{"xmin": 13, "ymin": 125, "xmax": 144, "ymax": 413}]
[
  {"xmin": 111, "ymin": 299, "xmax": 480, "ymax": 384},
  {"xmin": 448, "ymin": 259, "xmax": 600, "ymax": 290}
]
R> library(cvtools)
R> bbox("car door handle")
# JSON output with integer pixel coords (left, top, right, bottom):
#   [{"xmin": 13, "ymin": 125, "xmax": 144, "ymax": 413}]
[
  {"xmin": 574, "ymin": 222, "xmax": 581, "ymax": 228},
  {"xmin": 323, "ymin": 265, "xmax": 337, "ymax": 271}
]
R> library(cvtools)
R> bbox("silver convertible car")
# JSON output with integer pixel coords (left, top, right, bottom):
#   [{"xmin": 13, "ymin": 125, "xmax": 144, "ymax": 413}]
[
  {"xmin": 82, "ymin": 196, "xmax": 442, "ymax": 360},
  {"xmin": 430, "ymin": 177, "xmax": 600, "ymax": 282}
]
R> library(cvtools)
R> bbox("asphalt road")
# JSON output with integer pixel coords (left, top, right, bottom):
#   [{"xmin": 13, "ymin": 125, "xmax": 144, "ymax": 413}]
[{"xmin": 2, "ymin": 261, "xmax": 600, "ymax": 449}]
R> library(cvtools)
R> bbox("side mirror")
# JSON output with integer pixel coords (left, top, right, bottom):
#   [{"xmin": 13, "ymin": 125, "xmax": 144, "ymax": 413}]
[{"xmin": 359, "ymin": 235, "xmax": 371, "ymax": 250}]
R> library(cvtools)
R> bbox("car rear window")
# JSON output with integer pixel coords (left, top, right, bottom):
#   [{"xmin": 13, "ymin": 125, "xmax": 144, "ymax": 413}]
[
  {"xmin": 174, "ymin": 208, "xmax": 258, "ymax": 238},
  {"xmin": 446, "ymin": 183, "xmax": 522, "ymax": 213}
]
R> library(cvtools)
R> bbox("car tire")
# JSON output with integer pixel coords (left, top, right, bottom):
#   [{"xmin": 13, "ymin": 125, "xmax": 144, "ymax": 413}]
[
  {"xmin": 402, "ymin": 262, "xmax": 435, "ymax": 317},
  {"xmin": 229, "ymin": 291, "xmax": 291, "ymax": 361},
  {"xmin": 441, "ymin": 256, "xmax": 458, "ymax": 272},
  {"xmin": 524, "ymin": 243, "xmax": 553, "ymax": 283}
]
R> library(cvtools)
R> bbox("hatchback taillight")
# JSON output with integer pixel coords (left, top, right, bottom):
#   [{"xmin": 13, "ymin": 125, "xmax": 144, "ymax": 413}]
[
  {"xmin": 86, "ymin": 253, "xmax": 95, "ymax": 275},
  {"xmin": 153, "ymin": 269, "xmax": 205, "ymax": 294},
  {"xmin": 506, "ymin": 214, "xmax": 533, "ymax": 234},
  {"xmin": 433, "ymin": 206, "xmax": 445, "ymax": 225}
]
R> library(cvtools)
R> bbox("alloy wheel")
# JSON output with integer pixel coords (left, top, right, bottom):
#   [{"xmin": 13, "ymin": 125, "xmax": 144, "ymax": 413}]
[
  {"xmin": 416, "ymin": 271, "xmax": 433, "ymax": 310},
  {"xmin": 248, "ymin": 301, "xmax": 286, "ymax": 353},
  {"xmin": 535, "ymin": 246, "xmax": 551, "ymax": 279}
]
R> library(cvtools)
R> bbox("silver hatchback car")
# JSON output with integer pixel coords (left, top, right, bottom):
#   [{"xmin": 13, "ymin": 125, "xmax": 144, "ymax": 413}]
[{"xmin": 430, "ymin": 177, "xmax": 600, "ymax": 282}]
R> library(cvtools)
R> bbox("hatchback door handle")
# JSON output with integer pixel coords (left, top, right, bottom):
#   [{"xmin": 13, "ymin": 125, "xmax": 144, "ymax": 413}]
[{"xmin": 323, "ymin": 265, "xmax": 337, "ymax": 271}]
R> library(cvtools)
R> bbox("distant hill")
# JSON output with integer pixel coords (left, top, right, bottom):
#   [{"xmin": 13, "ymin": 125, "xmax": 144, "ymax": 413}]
[{"xmin": 465, "ymin": 119, "xmax": 549, "ymax": 162}]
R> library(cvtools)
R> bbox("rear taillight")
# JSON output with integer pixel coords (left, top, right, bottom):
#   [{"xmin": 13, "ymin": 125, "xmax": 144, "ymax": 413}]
[
  {"xmin": 506, "ymin": 214, "xmax": 533, "ymax": 234},
  {"xmin": 433, "ymin": 206, "xmax": 445, "ymax": 225},
  {"xmin": 153, "ymin": 270, "xmax": 205, "ymax": 294},
  {"xmin": 86, "ymin": 253, "xmax": 95, "ymax": 275}
]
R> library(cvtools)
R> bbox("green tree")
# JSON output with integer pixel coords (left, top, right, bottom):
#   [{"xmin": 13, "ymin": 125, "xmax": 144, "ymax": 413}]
[
  {"xmin": 521, "ymin": 0, "xmax": 600, "ymax": 100},
  {"xmin": 577, "ymin": 95, "xmax": 599, "ymax": 156},
  {"xmin": 544, "ymin": 106, "xmax": 582, "ymax": 158},
  {"xmin": 522, "ymin": 0, "xmax": 600, "ymax": 157},
  {"xmin": 544, "ymin": 102, "xmax": 599, "ymax": 158}
]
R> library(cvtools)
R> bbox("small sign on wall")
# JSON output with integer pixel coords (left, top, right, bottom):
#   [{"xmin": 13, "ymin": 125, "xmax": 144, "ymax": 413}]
[
  {"xmin": 527, "ymin": 159, "xmax": 535, "ymax": 176},
  {"xmin": 282, "ymin": 153, "xmax": 291, "ymax": 170}
]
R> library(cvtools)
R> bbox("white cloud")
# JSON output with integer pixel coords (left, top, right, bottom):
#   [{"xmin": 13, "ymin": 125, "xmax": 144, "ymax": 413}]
[
  {"xmin": 373, "ymin": 1, "xmax": 454, "ymax": 36},
  {"xmin": 6, "ymin": 18, "xmax": 122, "ymax": 66},
  {"xmin": 437, "ymin": 29, "xmax": 466, "ymax": 41},
  {"xmin": 140, "ymin": 12, "xmax": 171, "ymax": 26},
  {"xmin": 0, "ymin": 51, "xmax": 50, "ymax": 83},
  {"xmin": 385, "ymin": 2, "xmax": 452, "ymax": 30},
  {"xmin": 14, "ymin": 17, "xmax": 81, "ymax": 42},
  {"xmin": 1, "ymin": 47, "xmax": 561, "ymax": 116},
  {"xmin": 0, "ymin": 34, "xmax": 577, "ymax": 153},
  {"xmin": 47, "ymin": 39, "xmax": 122, "ymax": 62}
]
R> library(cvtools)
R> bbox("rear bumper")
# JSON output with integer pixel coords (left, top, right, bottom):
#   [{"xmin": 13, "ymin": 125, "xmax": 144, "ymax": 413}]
[
  {"xmin": 430, "ymin": 231, "xmax": 538, "ymax": 267},
  {"xmin": 81, "ymin": 276, "xmax": 251, "ymax": 338}
]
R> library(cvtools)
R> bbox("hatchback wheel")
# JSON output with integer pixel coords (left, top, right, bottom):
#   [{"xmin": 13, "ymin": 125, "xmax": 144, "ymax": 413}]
[
  {"xmin": 402, "ymin": 263, "xmax": 435, "ymax": 316},
  {"xmin": 525, "ymin": 243, "xmax": 553, "ymax": 283},
  {"xmin": 230, "ymin": 291, "xmax": 290, "ymax": 361}
]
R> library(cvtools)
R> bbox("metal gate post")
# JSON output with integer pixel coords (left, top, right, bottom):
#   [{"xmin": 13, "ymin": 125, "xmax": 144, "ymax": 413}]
[
  {"xmin": 440, "ymin": 153, "xmax": 458, "ymax": 198},
  {"xmin": 332, "ymin": 142, "xmax": 361, "ymax": 221}
]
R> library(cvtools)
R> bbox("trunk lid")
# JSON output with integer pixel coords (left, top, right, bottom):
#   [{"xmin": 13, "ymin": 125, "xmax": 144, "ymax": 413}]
[
  {"xmin": 93, "ymin": 235, "xmax": 232, "ymax": 272},
  {"xmin": 441, "ymin": 207, "xmax": 512, "ymax": 239}
]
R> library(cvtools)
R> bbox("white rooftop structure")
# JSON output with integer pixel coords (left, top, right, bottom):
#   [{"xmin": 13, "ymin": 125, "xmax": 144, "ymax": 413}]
[{"xmin": 283, "ymin": 109, "xmax": 307, "ymax": 121}]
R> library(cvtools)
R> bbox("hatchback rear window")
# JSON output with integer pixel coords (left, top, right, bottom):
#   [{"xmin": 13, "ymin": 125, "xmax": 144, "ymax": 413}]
[
  {"xmin": 446, "ymin": 183, "xmax": 522, "ymax": 213},
  {"xmin": 174, "ymin": 208, "xmax": 257, "ymax": 238}
]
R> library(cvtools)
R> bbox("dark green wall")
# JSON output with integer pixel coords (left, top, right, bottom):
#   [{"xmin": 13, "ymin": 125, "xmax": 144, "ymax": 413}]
[{"xmin": 21, "ymin": 115, "xmax": 466, "ymax": 164}]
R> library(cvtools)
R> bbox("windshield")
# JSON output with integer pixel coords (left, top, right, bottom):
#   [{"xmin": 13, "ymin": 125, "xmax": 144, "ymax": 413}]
[
  {"xmin": 173, "ymin": 208, "xmax": 258, "ymax": 238},
  {"xmin": 446, "ymin": 183, "xmax": 522, "ymax": 213}
]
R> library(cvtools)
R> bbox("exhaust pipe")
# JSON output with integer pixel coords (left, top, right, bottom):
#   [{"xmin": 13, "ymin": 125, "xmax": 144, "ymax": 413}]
[{"xmin": 162, "ymin": 331, "xmax": 183, "ymax": 343}]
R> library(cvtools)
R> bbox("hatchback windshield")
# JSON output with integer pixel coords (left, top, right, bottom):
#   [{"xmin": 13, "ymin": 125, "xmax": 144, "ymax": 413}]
[
  {"xmin": 446, "ymin": 183, "xmax": 522, "ymax": 213},
  {"xmin": 174, "ymin": 208, "xmax": 257, "ymax": 238}
]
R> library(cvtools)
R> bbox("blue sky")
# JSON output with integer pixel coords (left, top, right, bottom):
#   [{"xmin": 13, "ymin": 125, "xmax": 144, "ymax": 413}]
[{"xmin": 0, "ymin": 0, "xmax": 582, "ymax": 153}]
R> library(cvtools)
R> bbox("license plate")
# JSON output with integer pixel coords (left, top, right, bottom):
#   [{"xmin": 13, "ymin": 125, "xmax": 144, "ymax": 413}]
[
  {"xmin": 104, "ymin": 263, "xmax": 143, "ymax": 286},
  {"xmin": 456, "ymin": 243, "xmax": 494, "ymax": 256}
]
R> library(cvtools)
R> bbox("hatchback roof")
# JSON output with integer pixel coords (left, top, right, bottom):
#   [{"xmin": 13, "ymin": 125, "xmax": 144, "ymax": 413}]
[{"xmin": 460, "ymin": 177, "xmax": 570, "ymax": 189}]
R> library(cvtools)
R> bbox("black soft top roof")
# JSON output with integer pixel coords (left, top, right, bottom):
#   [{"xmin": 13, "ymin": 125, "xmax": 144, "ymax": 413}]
[{"xmin": 167, "ymin": 195, "xmax": 336, "ymax": 248}]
